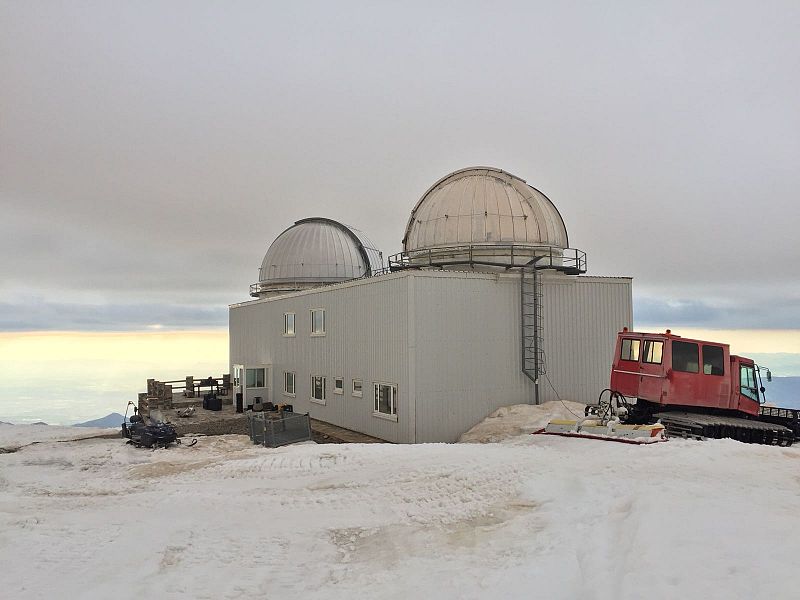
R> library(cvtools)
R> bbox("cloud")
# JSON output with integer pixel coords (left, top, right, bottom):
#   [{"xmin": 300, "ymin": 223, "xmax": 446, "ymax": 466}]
[
  {"xmin": 634, "ymin": 294, "xmax": 800, "ymax": 329},
  {"xmin": 1, "ymin": 2, "xmax": 799, "ymax": 331},
  {"xmin": 0, "ymin": 299, "xmax": 227, "ymax": 332}
]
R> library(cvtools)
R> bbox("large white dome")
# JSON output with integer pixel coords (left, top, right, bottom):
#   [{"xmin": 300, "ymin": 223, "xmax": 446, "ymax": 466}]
[
  {"xmin": 251, "ymin": 218, "xmax": 383, "ymax": 297},
  {"xmin": 403, "ymin": 167, "xmax": 569, "ymax": 251}
]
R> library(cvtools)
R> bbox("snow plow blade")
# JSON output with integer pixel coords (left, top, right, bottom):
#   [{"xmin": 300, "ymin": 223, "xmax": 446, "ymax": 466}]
[{"xmin": 534, "ymin": 419, "xmax": 667, "ymax": 444}]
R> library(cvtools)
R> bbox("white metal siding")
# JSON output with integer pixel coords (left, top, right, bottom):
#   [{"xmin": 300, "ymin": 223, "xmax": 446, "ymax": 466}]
[
  {"xmin": 411, "ymin": 271, "xmax": 632, "ymax": 443},
  {"xmin": 412, "ymin": 272, "xmax": 529, "ymax": 443},
  {"xmin": 230, "ymin": 273, "xmax": 411, "ymax": 443},
  {"xmin": 539, "ymin": 274, "xmax": 633, "ymax": 405}
]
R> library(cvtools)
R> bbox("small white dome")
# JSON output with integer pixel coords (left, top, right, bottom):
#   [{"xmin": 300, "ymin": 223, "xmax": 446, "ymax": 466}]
[
  {"xmin": 403, "ymin": 167, "xmax": 569, "ymax": 251},
  {"xmin": 252, "ymin": 218, "xmax": 383, "ymax": 297}
]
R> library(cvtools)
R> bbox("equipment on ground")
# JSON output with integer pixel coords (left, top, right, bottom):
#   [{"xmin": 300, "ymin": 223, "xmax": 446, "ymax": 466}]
[
  {"xmin": 543, "ymin": 329, "xmax": 797, "ymax": 446},
  {"xmin": 537, "ymin": 390, "xmax": 666, "ymax": 444},
  {"xmin": 202, "ymin": 393, "xmax": 222, "ymax": 411},
  {"xmin": 121, "ymin": 401, "xmax": 181, "ymax": 448}
]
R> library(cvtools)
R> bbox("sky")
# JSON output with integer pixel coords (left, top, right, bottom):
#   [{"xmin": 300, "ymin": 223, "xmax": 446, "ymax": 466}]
[
  {"xmin": 0, "ymin": 330, "xmax": 228, "ymax": 424},
  {"xmin": 1, "ymin": 2, "xmax": 799, "ymax": 377}
]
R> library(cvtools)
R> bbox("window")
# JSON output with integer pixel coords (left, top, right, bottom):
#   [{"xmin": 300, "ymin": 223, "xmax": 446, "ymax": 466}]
[
  {"xmin": 740, "ymin": 365, "xmax": 758, "ymax": 402},
  {"xmin": 311, "ymin": 375, "xmax": 326, "ymax": 404},
  {"xmin": 672, "ymin": 341, "xmax": 699, "ymax": 373},
  {"xmin": 620, "ymin": 338, "xmax": 640, "ymax": 362},
  {"xmin": 352, "ymin": 379, "xmax": 363, "ymax": 397},
  {"xmin": 703, "ymin": 345, "xmax": 725, "ymax": 376},
  {"xmin": 246, "ymin": 368, "xmax": 265, "ymax": 388},
  {"xmin": 641, "ymin": 340, "xmax": 663, "ymax": 364},
  {"xmin": 284, "ymin": 313, "xmax": 295, "ymax": 336},
  {"xmin": 283, "ymin": 371, "xmax": 296, "ymax": 396},
  {"xmin": 374, "ymin": 383, "xmax": 398, "ymax": 420},
  {"xmin": 311, "ymin": 309, "xmax": 325, "ymax": 335},
  {"xmin": 334, "ymin": 377, "xmax": 343, "ymax": 394}
]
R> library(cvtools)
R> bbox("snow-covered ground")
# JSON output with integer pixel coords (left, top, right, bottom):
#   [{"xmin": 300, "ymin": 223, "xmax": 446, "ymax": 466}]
[
  {"xmin": 0, "ymin": 423, "xmax": 117, "ymax": 451},
  {"xmin": 1, "ymin": 408, "xmax": 799, "ymax": 599}
]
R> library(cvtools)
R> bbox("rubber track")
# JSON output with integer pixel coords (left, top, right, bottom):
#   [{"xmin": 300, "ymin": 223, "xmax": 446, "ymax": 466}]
[{"xmin": 653, "ymin": 412, "xmax": 794, "ymax": 446}]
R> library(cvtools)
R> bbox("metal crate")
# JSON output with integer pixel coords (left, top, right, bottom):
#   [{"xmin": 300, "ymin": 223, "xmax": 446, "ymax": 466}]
[{"xmin": 247, "ymin": 411, "xmax": 312, "ymax": 448}]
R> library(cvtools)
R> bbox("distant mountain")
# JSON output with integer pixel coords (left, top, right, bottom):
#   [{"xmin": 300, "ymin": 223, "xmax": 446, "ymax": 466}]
[
  {"xmin": 73, "ymin": 413, "xmax": 125, "ymax": 428},
  {"xmin": 0, "ymin": 420, "xmax": 10, "ymax": 425},
  {"xmin": 763, "ymin": 377, "xmax": 800, "ymax": 409}
]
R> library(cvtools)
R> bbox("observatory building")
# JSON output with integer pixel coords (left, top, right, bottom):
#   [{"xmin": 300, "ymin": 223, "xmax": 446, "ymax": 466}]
[{"xmin": 229, "ymin": 167, "xmax": 632, "ymax": 443}]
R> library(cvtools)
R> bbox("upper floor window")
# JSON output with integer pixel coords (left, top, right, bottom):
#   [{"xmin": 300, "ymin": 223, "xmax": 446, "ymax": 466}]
[
  {"xmin": 311, "ymin": 309, "xmax": 325, "ymax": 335},
  {"xmin": 703, "ymin": 345, "xmax": 725, "ymax": 376},
  {"xmin": 284, "ymin": 313, "xmax": 295, "ymax": 336},
  {"xmin": 246, "ymin": 367, "xmax": 265, "ymax": 388},
  {"xmin": 641, "ymin": 340, "xmax": 663, "ymax": 364},
  {"xmin": 352, "ymin": 379, "xmax": 363, "ymax": 397},
  {"xmin": 620, "ymin": 338, "xmax": 640, "ymax": 362},
  {"xmin": 672, "ymin": 341, "xmax": 699, "ymax": 373},
  {"xmin": 334, "ymin": 377, "xmax": 344, "ymax": 394}
]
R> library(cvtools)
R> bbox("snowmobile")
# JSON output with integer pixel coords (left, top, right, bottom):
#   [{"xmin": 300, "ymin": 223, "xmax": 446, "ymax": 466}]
[{"xmin": 121, "ymin": 401, "xmax": 180, "ymax": 448}]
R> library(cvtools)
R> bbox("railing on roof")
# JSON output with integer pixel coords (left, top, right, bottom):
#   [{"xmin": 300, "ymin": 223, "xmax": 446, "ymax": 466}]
[
  {"xmin": 249, "ymin": 267, "xmax": 396, "ymax": 297},
  {"xmin": 248, "ymin": 246, "xmax": 587, "ymax": 297},
  {"xmin": 250, "ymin": 281, "xmax": 307, "ymax": 297},
  {"xmin": 387, "ymin": 244, "xmax": 587, "ymax": 275}
]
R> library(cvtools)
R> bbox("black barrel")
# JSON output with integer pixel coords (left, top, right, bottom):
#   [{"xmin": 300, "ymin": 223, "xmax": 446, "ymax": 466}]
[{"xmin": 236, "ymin": 392, "xmax": 243, "ymax": 413}]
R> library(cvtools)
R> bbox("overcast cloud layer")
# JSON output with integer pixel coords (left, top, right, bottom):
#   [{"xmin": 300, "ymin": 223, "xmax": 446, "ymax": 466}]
[{"xmin": 2, "ymin": 1, "xmax": 799, "ymax": 331}]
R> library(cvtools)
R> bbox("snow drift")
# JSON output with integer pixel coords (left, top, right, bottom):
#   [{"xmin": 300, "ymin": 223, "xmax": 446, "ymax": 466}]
[{"xmin": 459, "ymin": 400, "xmax": 586, "ymax": 443}]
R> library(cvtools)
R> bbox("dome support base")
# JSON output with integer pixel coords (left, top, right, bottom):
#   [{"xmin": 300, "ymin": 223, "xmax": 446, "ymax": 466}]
[{"xmin": 388, "ymin": 244, "xmax": 587, "ymax": 275}]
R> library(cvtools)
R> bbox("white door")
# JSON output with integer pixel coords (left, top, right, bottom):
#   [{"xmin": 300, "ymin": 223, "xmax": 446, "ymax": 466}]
[{"xmin": 233, "ymin": 364, "xmax": 244, "ymax": 407}]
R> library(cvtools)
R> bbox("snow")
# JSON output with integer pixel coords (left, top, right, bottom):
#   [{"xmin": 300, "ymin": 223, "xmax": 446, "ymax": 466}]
[
  {"xmin": 0, "ymin": 423, "xmax": 117, "ymax": 451},
  {"xmin": 1, "ymin": 413, "xmax": 800, "ymax": 599},
  {"xmin": 459, "ymin": 400, "xmax": 586, "ymax": 443}
]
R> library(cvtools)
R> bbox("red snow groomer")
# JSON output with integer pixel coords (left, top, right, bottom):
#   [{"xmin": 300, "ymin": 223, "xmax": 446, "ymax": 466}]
[{"xmin": 542, "ymin": 329, "xmax": 799, "ymax": 446}]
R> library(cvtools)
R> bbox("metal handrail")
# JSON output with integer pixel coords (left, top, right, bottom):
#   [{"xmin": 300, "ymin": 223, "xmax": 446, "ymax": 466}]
[
  {"xmin": 387, "ymin": 244, "xmax": 587, "ymax": 274},
  {"xmin": 249, "ymin": 266, "xmax": 398, "ymax": 297},
  {"xmin": 246, "ymin": 244, "xmax": 585, "ymax": 299}
]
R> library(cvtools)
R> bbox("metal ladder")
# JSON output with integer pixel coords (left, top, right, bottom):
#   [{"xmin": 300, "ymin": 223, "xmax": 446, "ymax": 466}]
[{"xmin": 521, "ymin": 266, "xmax": 545, "ymax": 403}]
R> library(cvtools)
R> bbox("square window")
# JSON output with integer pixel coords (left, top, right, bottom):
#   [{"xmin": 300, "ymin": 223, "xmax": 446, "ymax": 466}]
[
  {"xmin": 283, "ymin": 371, "xmax": 296, "ymax": 396},
  {"xmin": 703, "ymin": 345, "xmax": 725, "ymax": 376},
  {"xmin": 352, "ymin": 379, "xmax": 363, "ymax": 397},
  {"xmin": 672, "ymin": 341, "xmax": 699, "ymax": 373},
  {"xmin": 373, "ymin": 382, "xmax": 397, "ymax": 420},
  {"xmin": 334, "ymin": 377, "xmax": 343, "ymax": 394},
  {"xmin": 246, "ymin": 368, "xmax": 265, "ymax": 388},
  {"xmin": 620, "ymin": 338, "xmax": 640, "ymax": 362},
  {"xmin": 641, "ymin": 340, "xmax": 663, "ymax": 364},
  {"xmin": 284, "ymin": 313, "xmax": 295, "ymax": 336},
  {"xmin": 311, "ymin": 375, "xmax": 326, "ymax": 404},
  {"xmin": 311, "ymin": 309, "xmax": 325, "ymax": 335}
]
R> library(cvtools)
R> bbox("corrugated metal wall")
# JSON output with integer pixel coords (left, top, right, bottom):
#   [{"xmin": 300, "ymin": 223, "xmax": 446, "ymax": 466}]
[
  {"xmin": 411, "ymin": 271, "xmax": 631, "ymax": 443},
  {"xmin": 230, "ymin": 273, "xmax": 411, "ymax": 443},
  {"xmin": 539, "ymin": 273, "xmax": 633, "ymax": 405},
  {"xmin": 230, "ymin": 269, "xmax": 631, "ymax": 444}
]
